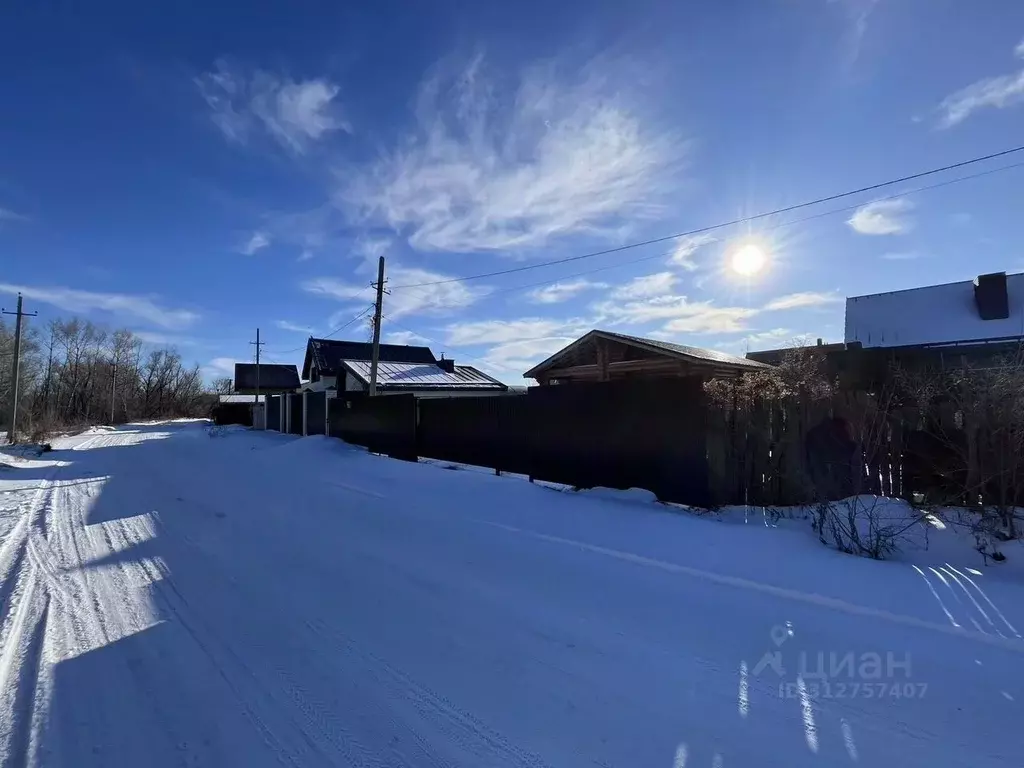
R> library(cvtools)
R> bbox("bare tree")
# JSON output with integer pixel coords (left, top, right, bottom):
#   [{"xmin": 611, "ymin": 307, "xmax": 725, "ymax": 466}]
[
  {"xmin": 212, "ymin": 377, "xmax": 234, "ymax": 394},
  {"xmin": 2, "ymin": 315, "xmax": 210, "ymax": 440}
]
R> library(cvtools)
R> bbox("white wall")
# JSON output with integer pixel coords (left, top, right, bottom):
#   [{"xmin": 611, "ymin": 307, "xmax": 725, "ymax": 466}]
[{"xmin": 845, "ymin": 273, "xmax": 1024, "ymax": 348}]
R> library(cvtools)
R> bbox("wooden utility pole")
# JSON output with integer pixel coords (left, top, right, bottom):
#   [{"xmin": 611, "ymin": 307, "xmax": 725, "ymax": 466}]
[
  {"xmin": 369, "ymin": 256, "xmax": 386, "ymax": 396},
  {"xmin": 2, "ymin": 294, "xmax": 38, "ymax": 444},
  {"xmin": 250, "ymin": 328, "xmax": 264, "ymax": 414}
]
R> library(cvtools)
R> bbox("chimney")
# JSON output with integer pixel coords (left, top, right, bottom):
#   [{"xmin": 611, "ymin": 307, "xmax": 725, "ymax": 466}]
[
  {"xmin": 974, "ymin": 272, "xmax": 1009, "ymax": 321},
  {"xmin": 816, "ymin": 338, "xmax": 823, "ymax": 346},
  {"xmin": 437, "ymin": 354, "xmax": 455, "ymax": 373}
]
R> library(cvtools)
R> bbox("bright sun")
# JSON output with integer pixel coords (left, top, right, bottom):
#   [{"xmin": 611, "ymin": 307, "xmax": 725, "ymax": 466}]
[{"xmin": 730, "ymin": 243, "xmax": 767, "ymax": 277}]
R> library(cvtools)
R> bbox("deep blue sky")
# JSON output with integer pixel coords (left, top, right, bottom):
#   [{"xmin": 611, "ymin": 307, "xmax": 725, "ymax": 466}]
[{"xmin": 2, "ymin": 0, "xmax": 1024, "ymax": 382}]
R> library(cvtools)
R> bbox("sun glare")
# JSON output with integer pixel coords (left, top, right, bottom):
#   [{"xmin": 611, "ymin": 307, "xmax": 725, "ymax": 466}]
[{"xmin": 730, "ymin": 243, "xmax": 767, "ymax": 277}]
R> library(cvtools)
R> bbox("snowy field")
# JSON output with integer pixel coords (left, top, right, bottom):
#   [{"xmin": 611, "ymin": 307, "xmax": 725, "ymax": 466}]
[{"xmin": 1, "ymin": 422, "xmax": 1022, "ymax": 767}]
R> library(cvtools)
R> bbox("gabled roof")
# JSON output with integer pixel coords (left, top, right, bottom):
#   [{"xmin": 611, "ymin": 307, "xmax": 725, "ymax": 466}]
[
  {"xmin": 341, "ymin": 360, "xmax": 508, "ymax": 390},
  {"xmin": 234, "ymin": 363, "xmax": 300, "ymax": 393},
  {"xmin": 523, "ymin": 329, "xmax": 769, "ymax": 379},
  {"xmin": 302, "ymin": 337, "xmax": 436, "ymax": 380}
]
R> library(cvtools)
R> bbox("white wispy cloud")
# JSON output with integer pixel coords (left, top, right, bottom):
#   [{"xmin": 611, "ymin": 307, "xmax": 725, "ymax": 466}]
[
  {"xmin": 763, "ymin": 292, "xmax": 842, "ymax": 311},
  {"xmin": 937, "ymin": 39, "xmax": 1024, "ymax": 127},
  {"xmin": 847, "ymin": 198, "xmax": 914, "ymax": 235},
  {"xmin": 275, "ymin": 320, "xmax": 315, "ymax": 334},
  {"xmin": 593, "ymin": 294, "xmax": 757, "ymax": 335},
  {"xmin": 303, "ymin": 266, "xmax": 488, "ymax": 320},
  {"xmin": 385, "ymin": 330, "xmax": 431, "ymax": 346},
  {"xmin": 526, "ymin": 279, "xmax": 607, "ymax": 304},
  {"xmin": 480, "ymin": 336, "xmax": 577, "ymax": 375},
  {"xmin": 341, "ymin": 54, "xmax": 681, "ymax": 253},
  {"xmin": 668, "ymin": 234, "xmax": 716, "ymax": 271},
  {"xmin": 834, "ymin": 0, "xmax": 881, "ymax": 68},
  {"xmin": 445, "ymin": 317, "xmax": 588, "ymax": 346},
  {"xmin": 133, "ymin": 330, "xmax": 195, "ymax": 346},
  {"xmin": 938, "ymin": 71, "xmax": 1024, "ymax": 128},
  {"xmin": 0, "ymin": 283, "xmax": 198, "ymax": 328},
  {"xmin": 301, "ymin": 277, "xmax": 369, "ymax": 301},
  {"xmin": 203, "ymin": 357, "xmax": 237, "ymax": 379},
  {"xmin": 0, "ymin": 207, "xmax": 28, "ymax": 222},
  {"xmin": 880, "ymin": 251, "xmax": 923, "ymax": 260},
  {"xmin": 240, "ymin": 230, "xmax": 271, "ymax": 255},
  {"xmin": 613, "ymin": 271, "xmax": 678, "ymax": 300},
  {"xmin": 744, "ymin": 328, "xmax": 792, "ymax": 347},
  {"xmin": 196, "ymin": 59, "xmax": 350, "ymax": 153}
]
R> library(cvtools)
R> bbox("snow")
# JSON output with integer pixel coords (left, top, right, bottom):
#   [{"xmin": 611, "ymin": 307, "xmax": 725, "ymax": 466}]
[
  {"xmin": 845, "ymin": 272, "xmax": 1024, "ymax": 348},
  {"xmin": 1, "ymin": 423, "xmax": 1023, "ymax": 766}
]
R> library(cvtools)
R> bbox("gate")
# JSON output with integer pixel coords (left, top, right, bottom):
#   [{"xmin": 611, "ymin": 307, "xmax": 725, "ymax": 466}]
[
  {"xmin": 288, "ymin": 394, "xmax": 303, "ymax": 435},
  {"xmin": 306, "ymin": 392, "xmax": 327, "ymax": 435},
  {"xmin": 267, "ymin": 395, "xmax": 281, "ymax": 431}
]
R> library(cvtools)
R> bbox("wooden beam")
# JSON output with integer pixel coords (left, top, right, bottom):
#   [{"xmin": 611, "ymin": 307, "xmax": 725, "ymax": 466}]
[
  {"xmin": 596, "ymin": 337, "xmax": 609, "ymax": 381},
  {"xmin": 544, "ymin": 358, "xmax": 749, "ymax": 380}
]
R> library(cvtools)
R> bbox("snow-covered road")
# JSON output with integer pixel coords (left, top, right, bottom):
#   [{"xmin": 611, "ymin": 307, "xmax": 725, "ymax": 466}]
[{"xmin": 1, "ymin": 423, "xmax": 1022, "ymax": 767}]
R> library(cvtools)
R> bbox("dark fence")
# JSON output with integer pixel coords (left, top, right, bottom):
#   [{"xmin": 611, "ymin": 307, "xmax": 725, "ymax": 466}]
[
  {"xmin": 211, "ymin": 402, "xmax": 252, "ymax": 427},
  {"xmin": 328, "ymin": 394, "xmax": 417, "ymax": 459},
  {"xmin": 529, "ymin": 379, "xmax": 711, "ymax": 505},
  {"xmin": 418, "ymin": 395, "xmax": 534, "ymax": 476},
  {"xmin": 329, "ymin": 381, "xmax": 711, "ymax": 505},
  {"xmin": 267, "ymin": 395, "xmax": 281, "ymax": 431},
  {"xmin": 306, "ymin": 392, "xmax": 327, "ymax": 435},
  {"xmin": 288, "ymin": 394, "xmax": 303, "ymax": 435}
]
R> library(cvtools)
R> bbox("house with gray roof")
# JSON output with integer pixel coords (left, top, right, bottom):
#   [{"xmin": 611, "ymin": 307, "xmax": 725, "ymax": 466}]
[{"xmin": 300, "ymin": 337, "xmax": 510, "ymax": 397}]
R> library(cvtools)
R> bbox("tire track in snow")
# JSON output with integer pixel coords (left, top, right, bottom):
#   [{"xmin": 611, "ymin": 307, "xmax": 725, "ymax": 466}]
[
  {"xmin": 484, "ymin": 521, "xmax": 1024, "ymax": 654},
  {"xmin": 303, "ymin": 617, "xmax": 556, "ymax": 768},
  {"xmin": 0, "ymin": 571, "xmax": 50, "ymax": 768},
  {"xmin": 0, "ymin": 430, "xmax": 144, "ymax": 767}
]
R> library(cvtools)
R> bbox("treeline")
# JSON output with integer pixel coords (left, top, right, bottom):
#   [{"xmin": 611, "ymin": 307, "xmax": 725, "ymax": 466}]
[{"xmin": 1, "ymin": 316, "xmax": 211, "ymax": 439}]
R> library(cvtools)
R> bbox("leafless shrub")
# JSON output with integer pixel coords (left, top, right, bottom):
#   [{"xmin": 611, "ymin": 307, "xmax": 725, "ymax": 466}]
[
  {"xmin": 894, "ymin": 347, "xmax": 1024, "ymax": 541},
  {"xmin": 704, "ymin": 346, "xmax": 835, "ymax": 409}
]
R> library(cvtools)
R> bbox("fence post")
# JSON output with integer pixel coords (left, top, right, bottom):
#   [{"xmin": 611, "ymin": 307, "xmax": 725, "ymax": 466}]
[
  {"xmin": 325, "ymin": 392, "xmax": 331, "ymax": 435},
  {"xmin": 302, "ymin": 392, "xmax": 308, "ymax": 437},
  {"xmin": 285, "ymin": 394, "xmax": 291, "ymax": 434}
]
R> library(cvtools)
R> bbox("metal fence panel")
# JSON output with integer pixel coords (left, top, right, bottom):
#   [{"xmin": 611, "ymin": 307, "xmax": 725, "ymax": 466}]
[
  {"xmin": 327, "ymin": 394, "xmax": 416, "ymax": 459},
  {"xmin": 527, "ymin": 379, "xmax": 711, "ymax": 506},
  {"xmin": 267, "ymin": 395, "xmax": 281, "ymax": 431},
  {"xmin": 306, "ymin": 392, "xmax": 327, "ymax": 435},
  {"xmin": 417, "ymin": 395, "xmax": 533, "ymax": 475},
  {"xmin": 288, "ymin": 394, "xmax": 303, "ymax": 435}
]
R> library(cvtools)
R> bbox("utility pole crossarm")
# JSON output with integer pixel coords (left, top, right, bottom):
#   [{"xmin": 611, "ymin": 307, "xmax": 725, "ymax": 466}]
[{"xmin": 2, "ymin": 294, "xmax": 39, "ymax": 444}]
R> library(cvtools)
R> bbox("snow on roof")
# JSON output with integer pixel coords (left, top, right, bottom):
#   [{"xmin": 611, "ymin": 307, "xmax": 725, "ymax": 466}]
[
  {"xmin": 342, "ymin": 360, "xmax": 506, "ymax": 389},
  {"xmin": 218, "ymin": 394, "xmax": 265, "ymax": 403},
  {"xmin": 845, "ymin": 273, "xmax": 1024, "ymax": 348}
]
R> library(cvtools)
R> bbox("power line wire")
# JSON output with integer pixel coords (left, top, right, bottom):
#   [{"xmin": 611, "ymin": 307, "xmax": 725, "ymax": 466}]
[
  {"xmin": 264, "ymin": 304, "xmax": 374, "ymax": 356},
  {"xmin": 454, "ymin": 158, "xmax": 1024, "ymax": 301},
  {"xmin": 380, "ymin": 314, "xmax": 521, "ymax": 374},
  {"xmin": 389, "ymin": 144, "xmax": 1024, "ymax": 290}
]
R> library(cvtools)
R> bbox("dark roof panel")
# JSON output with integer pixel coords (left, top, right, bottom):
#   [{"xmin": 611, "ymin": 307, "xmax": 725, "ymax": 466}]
[
  {"xmin": 602, "ymin": 331, "xmax": 767, "ymax": 369},
  {"xmin": 303, "ymin": 337, "xmax": 436, "ymax": 379},
  {"xmin": 234, "ymin": 363, "xmax": 300, "ymax": 393}
]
